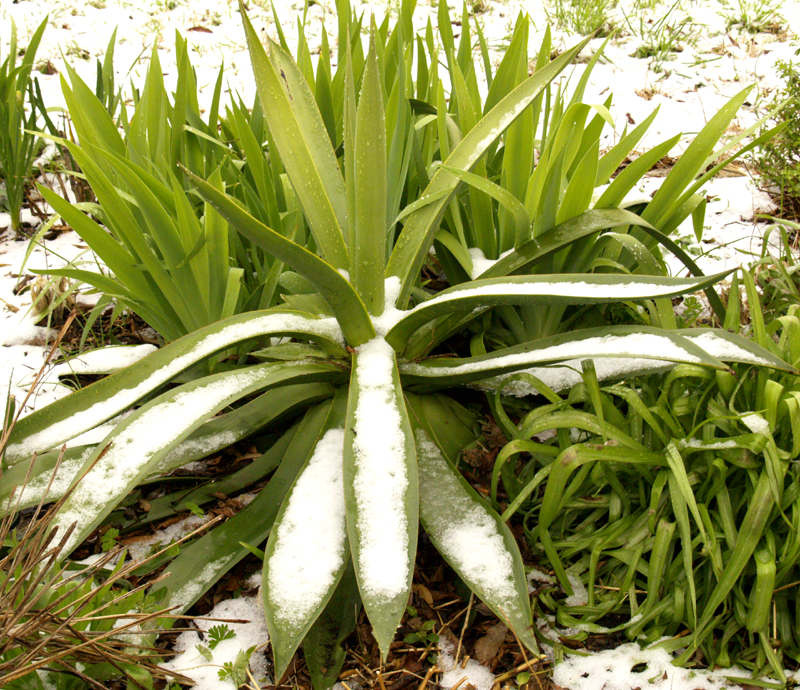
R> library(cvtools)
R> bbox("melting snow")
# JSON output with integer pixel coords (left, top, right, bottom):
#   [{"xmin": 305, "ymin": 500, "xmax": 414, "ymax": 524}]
[
  {"xmin": 741, "ymin": 412, "xmax": 770, "ymax": 434},
  {"xmin": 161, "ymin": 595, "xmax": 271, "ymax": 690},
  {"xmin": 266, "ymin": 428, "xmax": 346, "ymax": 627},
  {"xmin": 372, "ymin": 276, "xmax": 406, "ymax": 336},
  {"xmin": 552, "ymin": 642, "xmax": 752, "ymax": 690},
  {"xmin": 351, "ymin": 336, "xmax": 409, "ymax": 600},
  {"xmin": 437, "ymin": 638, "xmax": 496, "ymax": 690}
]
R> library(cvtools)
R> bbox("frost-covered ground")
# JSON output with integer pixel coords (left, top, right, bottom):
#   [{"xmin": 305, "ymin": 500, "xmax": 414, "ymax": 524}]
[{"xmin": 1, "ymin": 0, "xmax": 799, "ymax": 686}]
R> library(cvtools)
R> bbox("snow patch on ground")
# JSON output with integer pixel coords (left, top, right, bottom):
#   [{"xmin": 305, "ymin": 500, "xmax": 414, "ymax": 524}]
[
  {"xmin": 552, "ymin": 642, "xmax": 752, "ymax": 690},
  {"xmin": 438, "ymin": 638, "xmax": 496, "ymax": 690},
  {"xmin": 161, "ymin": 595, "xmax": 271, "ymax": 690}
]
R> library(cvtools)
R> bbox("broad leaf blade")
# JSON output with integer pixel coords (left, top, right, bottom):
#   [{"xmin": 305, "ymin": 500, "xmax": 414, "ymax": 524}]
[
  {"xmin": 343, "ymin": 337, "xmax": 418, "ymax": 658},
  {"xmin": 400, "ymin": 326, "xmax": 727, "ymax": 389},
  {"xmin": 240, "ymin": 4, "xmax": 349, "ymax": 269},
  {"xmin": 263, "ymin": 393, "xmax": 349, "ymax": 678},
  {"xmin": 5, "ymin": 310, "xmax": 347, "ymax": 463},
  {"xmin": 353, "ymin": 32, "xmax": 387, "ymax": 315},
  {"xmin": 412, "ymin": 424, "xmax": 537, "ymax": 653},
  {"xmin": 51, "ymin": 361, "xmax": 342, "ymax": 556},
  {"xmin": 387, "ymin": 271, "xmax": 733, "ymax": 348},
  {"xmin": 151, "ymin": 400, "xmax": 338, "ymax": 612}
]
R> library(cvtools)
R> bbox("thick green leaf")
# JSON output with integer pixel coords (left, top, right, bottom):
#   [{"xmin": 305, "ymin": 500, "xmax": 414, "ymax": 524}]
[
  {"xmin": 5, "ymin": 310, "xmax": 347, "ymax": 463},
  {"xmin": 386, "ymin": 271, "xmax": 733, "ymax": 348},
  {"xmin": 304, "ymin": 560, "xmax": 361, "ymax": 690},
  {"xmin": 263, "ymin": 392, "xmax": 349, "ymax": 677},
  {"xmin": 400, "ymin": 326, "xmax": 727, "ymax": 389},
  {"xmin": 352, "ymin": 33, "xmax": 387, "ymax": 315},
  {"xmin": 240, "ymin": 4, "xmax": 349, "ymax": 269},
  {"xmin": 50, "ymin": 361, "xmax": 345, "ymax": 556},
  {"xmin": 412, "ymin": 423, "xmax": 537, "ymax": 652},
  {"xmin": 480, "ymin": 209, "xmax": 656, "ymax": 279},
  {"xmin": 151, "ymin": 400, "xmax": 337, "ymax": 611},
  {"xmin": 343, "ymin": 337, "xmax": 418, "ymax": 658}
]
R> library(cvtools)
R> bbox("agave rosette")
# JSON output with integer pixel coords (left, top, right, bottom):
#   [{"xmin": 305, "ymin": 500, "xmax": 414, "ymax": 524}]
[{"xmin": 2, "ymin": 3, "xmax": 794, "ymax": 686}]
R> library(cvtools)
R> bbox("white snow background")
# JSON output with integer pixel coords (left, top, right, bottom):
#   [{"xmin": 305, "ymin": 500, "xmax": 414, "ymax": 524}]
[{"xmin": 1, "ymin": 0, "xmax": 799, "ymax": 686}]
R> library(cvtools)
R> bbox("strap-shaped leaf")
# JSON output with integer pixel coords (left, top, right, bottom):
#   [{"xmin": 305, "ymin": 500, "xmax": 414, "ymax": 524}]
[
  {"xmin": 6, "ymin": 310, "xmax": 347, "ymax": 463},
  {"xmin": 470, "ymin": 327, "xmax": 794, "ymax": 396},
  {"xmin": 304, "ymin": 560, "xmax": 361, "ymax": 690},
  {"xmin": 681, "ymin": 329, "xmax": 798, "ymax": 373},
  {"xmin": 263, "ymin": 393, "xmax": 349, "ymax": 678},
  {"xmin": 186, "ymin": 169, "xmax": 376, "ymax": 346},
  {"xmin": 400, "ymin": 326, "xmax": 726, "ymax": 389},
  {"xmin": 240, "ymin": 3, "xmax": 349, "ymax": 269},
  {"xmin": 412, "ymin": 424, "xmax": 537, "ymax": 653},
  {"xmin": 51, "ymin": 360, "xmax": 344, "ymax": 556},
  {"xmin": 386, "ymin": 271, "xmax": 732, "ymax": 348},
  {"xmin": 343, "ymin": 337, "xmax": 418, "ymax": 658},
  {"xmin": 387, "ymin": 36, "xmax": 591, "ymax": 306},
  {"xmin": 151, "ymin": 400, "xmax": 338, "ymax": 612},
  {"xmin": 471, "ymin": 209, "xmax": 655, "ymax": 279},
  {"xmin": 352, "ymin": 32, "xmax": 387, "ymax": 315}
]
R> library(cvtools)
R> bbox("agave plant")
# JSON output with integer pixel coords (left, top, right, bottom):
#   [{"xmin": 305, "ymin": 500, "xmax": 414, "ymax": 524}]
[{"xmin": 1, "ymin": 4, "xmax": 792, "ymax": 687}]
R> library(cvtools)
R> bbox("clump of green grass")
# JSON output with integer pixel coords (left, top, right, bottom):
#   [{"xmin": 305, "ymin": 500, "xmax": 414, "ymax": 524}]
[
  {"xmin": 0, "ymin": 465, "xmax": 189, "ymax": 689},
  {"xmin": 626, "ymin": 0, "xmax": 696, "ymax": 73},
  {"xmin": 546, "ymin": 0, "xmax": 616, "ymax": 36},
  {"xmin": 721, "ymin": 0, "xmax": 785, "ymax": 34},
  {"xmin": 756, "ymin": 53, "xmax": 800, "ymax": 221},
  {"xmin": 494, "ymin": 265, "xmax": 800, "ymax": 681},
  {"xmin": 0, "ymin": 18, "xmax": 47, "ymax": 236}
]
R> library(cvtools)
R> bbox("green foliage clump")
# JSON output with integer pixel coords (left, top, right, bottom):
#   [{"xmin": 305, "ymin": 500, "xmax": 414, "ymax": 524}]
[
  {"xmin": 0, "ymin": 497, "xmax": 180, "ymax": 690},
  {"xmin": 546, "ymin": 0, "xmax": 615, "ymax": 36},
  {"xmin": 757, "ymin": 52, "xmax": 800, "ymax": 221},
  {"xmin": 0, "ymin": 0, "xmax": 792, "ymax": 687},
  {"xmin": 496, "ymin": 268, "xmax": 800, "ymax": 681},
  {"xmin": 0, "ymin": 18, "xmax": 47, "ymax": 236}
]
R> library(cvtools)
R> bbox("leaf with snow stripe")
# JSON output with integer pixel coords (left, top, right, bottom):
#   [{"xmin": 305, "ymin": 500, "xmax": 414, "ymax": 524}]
[
  {"xmin": 152, "ymin": 398, "xmax": 340, "ymax": 613},
  {"xmin": 263, "ymin": 427, "xmax": 348, "ymax": 677},
  {"xmin": 471, "ymin": 328, "xmax": 794, "ymax": 396},
  {"xmin": 385, "ymin": 271, "xmax": 732, "ymax": 348},
  {"xmin": 412, "ymin": 425, "xmax": 538, "ymax": 653},
  {"xmin": 51, "ymin": 360, "xmax": 344, "ymax": 557},
  {"xmin": 5, "ymin": 310, "xmax": 346, "ymax": 464},
  {"xmin": 1, "ymin": 383, "xmax": 333, "ymax": 517},
  {"xmin": 343, "ymin": 337, "xmax": 418, "ymax": 659},
  {"xmin": 682, "ymin": 329, "xmax": 798, "ymax": 373},
  {"xmin": 399, "ymin": 326, "xmax": 725, "ymax": 390}
]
